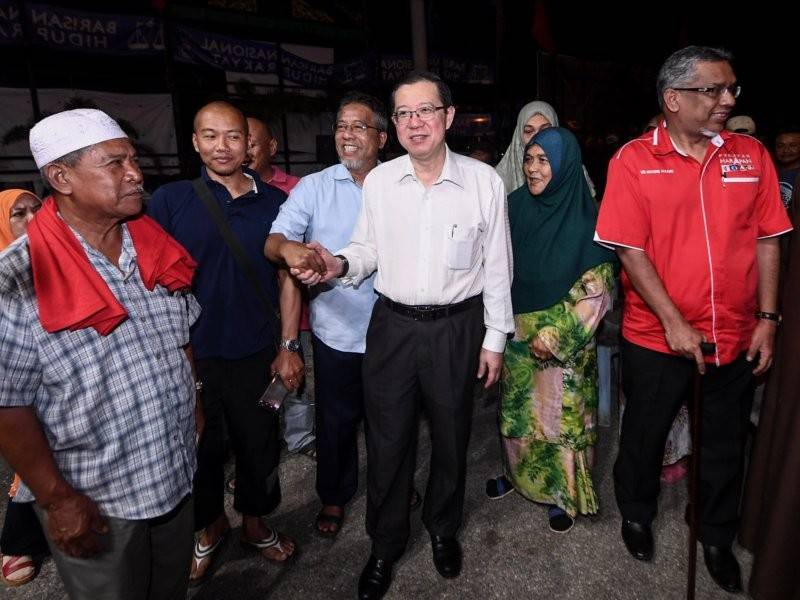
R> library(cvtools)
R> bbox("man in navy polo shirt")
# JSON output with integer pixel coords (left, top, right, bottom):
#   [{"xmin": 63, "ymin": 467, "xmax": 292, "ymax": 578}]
[{"xmin": 148, "ymin": 101, "xmax": 300, "ymax": 583}]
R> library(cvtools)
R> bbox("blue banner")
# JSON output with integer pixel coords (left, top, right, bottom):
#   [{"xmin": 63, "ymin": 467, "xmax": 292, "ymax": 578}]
[
  {"xmin": 26, "ymin": 3, "xmax": 163, "ymax": 54},
  {"xmin": 335, "ymin": 55, "xmax": 374, "ymax": 86},
  {"xmin": 380, "ymin": 55, "xmax": 414, "ymax": 83},
  {"xmin": 281, "ymin": 50, "xmax": 333, "ymax": 87},
  {"xmin": 173, "ymin": 24, "xmax": 278, "ymax": 74},
  {"xmin": 432, "ymin": 56, "xmax": 494, "ymax": 85},
  {"xmin": 380, "ymin": 54, "xmax": 493, "ymax": 85},
  {"xmin": 0, "ymin": 0, "xmax": 21, "ymax": 46}
]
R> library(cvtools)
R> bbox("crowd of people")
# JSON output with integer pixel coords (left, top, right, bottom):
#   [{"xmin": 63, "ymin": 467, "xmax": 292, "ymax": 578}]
[{"xmin": 0, "ymin": 44, "xmax": 797, "ymax": 600}]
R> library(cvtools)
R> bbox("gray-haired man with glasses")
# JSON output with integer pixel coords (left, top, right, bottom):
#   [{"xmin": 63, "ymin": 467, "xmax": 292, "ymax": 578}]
[
  {"xmin": 596, "ymin": 46, "xmax": 791, "ymax": 594},
  {"xmin": 265, "ymin": 91, "xmax": 387, "ymax": 540},
  {"xmin": 289, "ymin": 71, "xmax": 513, "ymax": 600}
]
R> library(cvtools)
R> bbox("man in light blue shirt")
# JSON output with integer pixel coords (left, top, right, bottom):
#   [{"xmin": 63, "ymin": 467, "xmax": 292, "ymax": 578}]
[{"xmin": 265, "ymin": 91, "xmax": 386, "ymax": 537}]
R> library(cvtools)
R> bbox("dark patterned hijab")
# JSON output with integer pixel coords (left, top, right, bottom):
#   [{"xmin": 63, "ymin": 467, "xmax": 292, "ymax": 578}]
[{"xmin": 507, "ymin": 127, "xmax": 616, "ymax": 313}]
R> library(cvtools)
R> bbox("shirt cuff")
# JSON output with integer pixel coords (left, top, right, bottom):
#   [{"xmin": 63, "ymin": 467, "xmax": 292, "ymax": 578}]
[
  {"xmin": 757, "ymin": 226, "xmax": 793, "ymax": 239},
  {"xmin": 268, "ymin": 226, "xmax": 302, "ymax": 242},
  {"xmin": 482, "ymin": 328, "xmax": 507, "ymax": 353}
]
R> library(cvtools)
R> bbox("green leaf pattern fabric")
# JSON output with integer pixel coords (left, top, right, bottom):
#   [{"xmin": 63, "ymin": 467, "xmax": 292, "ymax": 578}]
[{"xmin": 499, "ymin": 262, "xmax": 615, "ymax": 516}]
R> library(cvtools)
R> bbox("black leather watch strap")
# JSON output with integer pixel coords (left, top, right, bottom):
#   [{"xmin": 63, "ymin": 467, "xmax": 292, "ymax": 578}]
[
  {"xmin": 754, "ymin": 310, "xmax": 782, "ymax": 323},
  {"xmin": 334, "ymin": 254, "xmax": 349, "ymax": 277}
]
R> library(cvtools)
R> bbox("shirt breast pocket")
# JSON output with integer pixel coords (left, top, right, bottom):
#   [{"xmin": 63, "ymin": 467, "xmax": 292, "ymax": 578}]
[
  {"xmin": 445, "ymin": 225, "xmax": 480, "ymax": 270},
  {"xmin": 721, "ymin": 175, "xmax": 760, "ymax": 221},
  {"xmin": 148, "ymin": 292, "xmax": 191, "ymax": 351}
]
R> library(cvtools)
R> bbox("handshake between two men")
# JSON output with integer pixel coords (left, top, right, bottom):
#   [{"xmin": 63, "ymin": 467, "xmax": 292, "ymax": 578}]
[{"xmin": 279, "ymin": 239, "xmax": 346, "ymax": 286}]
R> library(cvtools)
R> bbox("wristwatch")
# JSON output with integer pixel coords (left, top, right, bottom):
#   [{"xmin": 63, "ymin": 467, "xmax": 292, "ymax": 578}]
[
  {"xmin": 194, "ymin": 380, "xmax": 204, "ymax": 392},
  {"xmin": 334, "ymin": 254, "xmax": 349, "ymax": 277},
  {"xmin": 279, "ymin": 338, "xmax": 301, "ymax": 352},
  {"xmin": 754, "ymin": 311, "xmax": 782, "ymax": 324}
]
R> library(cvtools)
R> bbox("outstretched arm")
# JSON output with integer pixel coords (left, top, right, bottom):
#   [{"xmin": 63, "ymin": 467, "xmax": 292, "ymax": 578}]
[{"xmin": 265, "ymin": 232, "xmax": 327, "ymax": 275}]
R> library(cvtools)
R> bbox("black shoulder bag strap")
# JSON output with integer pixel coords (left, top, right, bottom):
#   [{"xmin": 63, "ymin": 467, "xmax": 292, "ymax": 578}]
[{"xmin": 191, "ymin": 178, "xmax": 280, "ymax": 350}]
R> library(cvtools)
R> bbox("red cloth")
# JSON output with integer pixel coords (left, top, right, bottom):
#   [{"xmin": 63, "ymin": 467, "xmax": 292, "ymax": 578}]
[
  {"xmin": 27, "ymin": 197, "xmax": 197, "ymax": 336},
  {"xmin": 596, "ymin": 124, "xmax": 792, "ymax": 365}
]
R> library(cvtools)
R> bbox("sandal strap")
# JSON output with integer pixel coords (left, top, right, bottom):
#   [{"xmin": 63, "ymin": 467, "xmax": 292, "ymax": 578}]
[
  {"xmin": 2, "ymin": 555, "xmax": 35, "ymax": 578},
  {"xmin": 193, "ymin": 533, "xmax": 226, "ymax": 560},
  {"xmin": 243, "ymin": 528, "xmax": 281, "ymax": 551}
]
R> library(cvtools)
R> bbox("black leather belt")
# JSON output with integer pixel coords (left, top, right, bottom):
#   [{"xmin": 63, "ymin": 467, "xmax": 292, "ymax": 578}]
[
  {"xmin": 146, "ymin": 494, "xmax": 191, "ymax": 526},
  {"xmin": 378, "ymin": 294, "xmax": 482, "ymax": 322}
]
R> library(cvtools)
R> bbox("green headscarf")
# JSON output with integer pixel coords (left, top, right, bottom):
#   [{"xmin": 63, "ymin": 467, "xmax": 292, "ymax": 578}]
[{"xmin": 508, "ymin": 127, "xmax": 617, "ymax": 314}]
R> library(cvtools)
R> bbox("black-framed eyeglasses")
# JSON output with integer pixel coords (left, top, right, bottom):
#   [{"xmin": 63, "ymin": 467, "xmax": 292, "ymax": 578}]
[
  {"xmin": 392, "ymin": 105, "xmax": 446, "ymax": 124},
  {"xmin": 333, "ymin": 121, "xmax": 382, "ymax": 135},
  {"xmin": 672, "ymin": 84, "xmax": 741, "ymax": 99}
]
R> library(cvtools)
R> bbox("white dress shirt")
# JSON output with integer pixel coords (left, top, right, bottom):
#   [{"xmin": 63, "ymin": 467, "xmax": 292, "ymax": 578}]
[{"xmin": 339, "ymin": 146, "xmax": 514, "ymax": 353}]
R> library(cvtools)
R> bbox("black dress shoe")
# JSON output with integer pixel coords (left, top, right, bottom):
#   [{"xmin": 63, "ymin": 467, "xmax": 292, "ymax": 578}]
[
  {"xmin": 430, "ymin": 535, "xmax": 462, "ymax": 578},
  {"xmin": 357, "ymin": 555, "xmax": 393, "ymax": 600},
  {"xmin": 703, "ymin": 545, "xmax": 742, "ymax": 593},
  {"xmin": 621, "ymin": 520, "xmax": 653, "ymax": 562}
]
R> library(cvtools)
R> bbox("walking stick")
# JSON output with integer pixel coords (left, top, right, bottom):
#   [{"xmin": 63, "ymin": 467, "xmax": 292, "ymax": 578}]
[{"xmin": 687, "ymin": 341, "xmax": 716, "ymax": 600}]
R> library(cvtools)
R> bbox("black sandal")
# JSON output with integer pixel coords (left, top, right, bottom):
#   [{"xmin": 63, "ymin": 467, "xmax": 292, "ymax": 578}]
[
  {"xmin": 315, "ymin": 509, "xmax": 344, "ymax": 538},
  {"xmin": 298, "ymin": 442, "xmax": 317, "ymax": 460},
  {"xmin": 486, "ymin": 475, "xmax": 514, "ymax": 500}
]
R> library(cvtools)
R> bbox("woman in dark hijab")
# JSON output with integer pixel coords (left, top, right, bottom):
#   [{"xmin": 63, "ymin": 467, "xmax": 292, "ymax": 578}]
[{"xmin": 492, "ymin": 128, "xmax": 616, "ymax": 532}]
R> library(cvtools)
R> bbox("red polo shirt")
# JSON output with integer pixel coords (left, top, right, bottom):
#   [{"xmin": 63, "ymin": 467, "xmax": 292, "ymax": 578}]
[
  {"xmin": 595, "ymin": 123, "xmax": 792, "ymax": 365},
  {"xmin": 268, "ymin": 166, "xmax": 301, "ymax": 196}
]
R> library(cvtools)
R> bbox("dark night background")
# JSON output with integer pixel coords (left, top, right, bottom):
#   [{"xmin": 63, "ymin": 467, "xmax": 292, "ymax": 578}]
[{"xmin": 1, "ymin": 0, "xmax": 798, "ymax": 195}]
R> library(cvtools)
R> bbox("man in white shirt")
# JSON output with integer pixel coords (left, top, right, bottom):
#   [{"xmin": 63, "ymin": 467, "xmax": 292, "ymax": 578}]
[{"xmin": 291, "ymin": 71, "xmax": 513, "ymax": 600}]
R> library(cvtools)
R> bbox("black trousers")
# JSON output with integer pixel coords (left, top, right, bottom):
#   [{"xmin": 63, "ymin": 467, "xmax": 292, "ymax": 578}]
[
  {"xmin": 0, "ymin": 497, "xmax": 49, "ymax": 556},
  {"xmin": 193, "ymin": 348, "xmax": 281, "ymax": 530},
  {"xmin": 363, "ymin": 299, "xmax": 484, "ymax": 561},
  {"xmin": 614, "ymin": 340, "xmax": 754, "ymax": 547},
  {"xmin": 312, "ymin": 335, "xmax": 364, "ymax": 507}
]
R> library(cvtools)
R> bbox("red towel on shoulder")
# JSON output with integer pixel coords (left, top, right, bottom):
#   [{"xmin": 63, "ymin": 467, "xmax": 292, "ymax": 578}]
[{"xmin": 26, "ymin": 197, "xmax": 197, "ymax": 336}]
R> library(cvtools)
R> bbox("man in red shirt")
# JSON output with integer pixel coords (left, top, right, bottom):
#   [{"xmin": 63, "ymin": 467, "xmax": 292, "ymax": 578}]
[
  {"xmin": 596, "ymin": 46, "xmax": 792, "ymax": 593},
  {"xmin": 246, "ymin": 117, "xmax": 300, "ymax": 195}
]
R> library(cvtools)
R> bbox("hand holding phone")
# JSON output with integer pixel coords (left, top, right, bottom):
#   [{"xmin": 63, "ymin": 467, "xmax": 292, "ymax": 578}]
[{"xmin": 257, "ymin": 374, "xmax": 290, "ymax": 412}]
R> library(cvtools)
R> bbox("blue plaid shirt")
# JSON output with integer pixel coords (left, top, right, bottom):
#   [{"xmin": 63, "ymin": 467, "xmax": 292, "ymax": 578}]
[{"xmin": 0, "ymin": 225, "xmax": 200, "ymax": 519}]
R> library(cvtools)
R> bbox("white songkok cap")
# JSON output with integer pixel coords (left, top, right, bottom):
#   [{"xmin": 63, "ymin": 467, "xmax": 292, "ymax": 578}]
[{"xmin": 29, "ymin": 108, "xmax": 128, "ymax": 169}]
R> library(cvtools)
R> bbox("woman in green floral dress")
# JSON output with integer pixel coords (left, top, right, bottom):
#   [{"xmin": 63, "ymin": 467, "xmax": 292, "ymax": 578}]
[{"xmin": 495, "ymin": 127, "xmax": 617, "ymax": 532}]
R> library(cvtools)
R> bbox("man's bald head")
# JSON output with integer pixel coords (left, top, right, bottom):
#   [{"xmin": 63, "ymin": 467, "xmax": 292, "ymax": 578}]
[
  {"xmin": 192, "ymin": 101, "xmax": 249, "ymax": 177},
  {"xmin": 246, "ymin": 116, "xmax": 278, "ymax": 178},
  {"xmin": 193, "ymin": 101, "xmax": 248, "ymax": 135},
  {"xmin": 247, "ymin": 116, "xmax": 273, "ymax": 139}
]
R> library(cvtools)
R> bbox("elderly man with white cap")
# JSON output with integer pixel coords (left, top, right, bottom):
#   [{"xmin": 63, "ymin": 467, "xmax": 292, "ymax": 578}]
[{"xmin": 0, "ymin": 108, "xmax": 201, "ymax": 599}]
